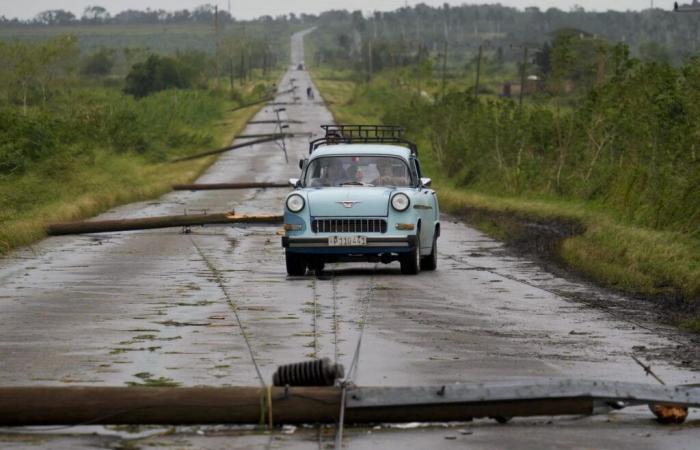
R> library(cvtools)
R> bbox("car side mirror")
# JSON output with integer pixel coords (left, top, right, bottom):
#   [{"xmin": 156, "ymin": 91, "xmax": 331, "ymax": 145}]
[
  {"xmin": 289, "ymin": 178, "xmax": 300, "ymax": 188},
  {"xmin": 420, "ymin": 177, "xmax": 432, "ymax": 187},
  {"xmin": 298, "ymin": 159, "xmax": 306, "ymax": 170}
]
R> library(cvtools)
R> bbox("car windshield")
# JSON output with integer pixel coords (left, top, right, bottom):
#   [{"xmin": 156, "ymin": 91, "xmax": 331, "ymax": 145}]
[{"xmin": 303, "ymin": 156, "xmax": 412, "ymax": 187}]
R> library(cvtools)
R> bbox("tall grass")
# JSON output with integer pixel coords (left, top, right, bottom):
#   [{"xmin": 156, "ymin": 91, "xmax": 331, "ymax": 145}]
[{"xmin": 0, "ymin": 78, "xmax": 277, "ymax": 254}]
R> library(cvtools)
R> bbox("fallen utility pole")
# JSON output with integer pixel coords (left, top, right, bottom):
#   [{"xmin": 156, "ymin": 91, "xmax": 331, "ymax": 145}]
[
  {"xmin": 0, "ymin": 380, "xmax": 698, "ymax": 426},
  {"xmin": 46, "ymin": 212, "xmax": 282, "ymax": 236},
  {"xmin": 237, "ymin": 132, "xmax": 311, "ymax": 139},
  {"xmin": 228, "ymin": 97, "xmax": 273, "ymax": 112},
  {"xmin": 227, "ymin": 88, "xmax": 297, "ymax": 112},
  {"xmin": 170, "ymin": 135, "xmax": 281, "ymax": 163},
  {"xmin": 173, "ymin": 182, "xmax": 288, "ymax": 191},
  {"xmin": 249, "ymin": 119, "xmax": 305, "ymax": 124}
]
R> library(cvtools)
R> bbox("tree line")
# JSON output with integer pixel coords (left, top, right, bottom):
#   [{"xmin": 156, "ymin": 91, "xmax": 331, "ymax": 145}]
[
  {"xmin": 310, "ymin": 4, "xmax": 697, "ymax": 71},
  {"xmin": 1, "ymin": 4, "xmax": 317, "ymax": 26}
]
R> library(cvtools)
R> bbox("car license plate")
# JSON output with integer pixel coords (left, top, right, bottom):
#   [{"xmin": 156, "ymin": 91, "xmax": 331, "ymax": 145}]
[{"xmin": 328, "ymin": 235, "xmax": 367, "ymax": 246}]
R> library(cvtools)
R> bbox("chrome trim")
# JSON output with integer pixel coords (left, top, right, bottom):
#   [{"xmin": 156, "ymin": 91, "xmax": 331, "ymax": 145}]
[{"xmin": 312, "ymin": 217, "xmax": 387, "ymax": 234}]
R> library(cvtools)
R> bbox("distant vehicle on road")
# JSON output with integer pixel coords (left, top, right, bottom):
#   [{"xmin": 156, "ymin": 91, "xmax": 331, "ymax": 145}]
[{"xmin": 282, "ymin": 125, "xmax": 440, "ymax": 275}]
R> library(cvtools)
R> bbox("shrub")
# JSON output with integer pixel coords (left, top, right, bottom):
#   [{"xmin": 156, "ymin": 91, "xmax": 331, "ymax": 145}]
[
  {"xmin": 124, "ymin": 54, "xmax": 194, "ymax": 98},
  {"xmin": 81, "ymin": 48, "xmax": 115, "ymax": 77}
]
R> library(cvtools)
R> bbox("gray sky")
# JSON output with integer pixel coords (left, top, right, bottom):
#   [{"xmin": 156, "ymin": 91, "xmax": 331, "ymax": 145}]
[{"xmin": 0, "ymin": 1, "xmax": 664, "ymax": 20}]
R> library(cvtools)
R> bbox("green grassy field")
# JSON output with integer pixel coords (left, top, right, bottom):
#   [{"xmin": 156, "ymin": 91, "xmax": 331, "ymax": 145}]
[
  {"xmin": 0, "ymin": 74, "xmax": 280, "ymax": 255},
  {"xmin": 311, "ymin": 70, "xmax": 700, "ymax": 331}
]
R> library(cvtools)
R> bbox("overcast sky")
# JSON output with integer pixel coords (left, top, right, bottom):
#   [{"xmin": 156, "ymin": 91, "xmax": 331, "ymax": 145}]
[{"xmin": 0, "ymin": 1, "xmax": 664, "ymax": 20}]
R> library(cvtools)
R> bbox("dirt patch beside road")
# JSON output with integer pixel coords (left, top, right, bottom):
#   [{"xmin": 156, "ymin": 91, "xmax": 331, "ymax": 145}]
[{"xmin": 450, "ymin": 204, "xmax": 700, "ymax": 335}]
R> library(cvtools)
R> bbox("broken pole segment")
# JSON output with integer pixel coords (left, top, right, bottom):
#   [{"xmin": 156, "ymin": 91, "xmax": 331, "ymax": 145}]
[
  {"xmin": 46, "ymin": 212, "xmax": 283, "ymax": 236},
  {"xmin": 249, "ymin": 119, "xmax": 305, "ymax": 124},
  {"xmin": 236, "ymin": 133, "xmax": 298, "ymax": 139},
  {"xmin": 228, "ymin": 97, "xmax": 274, "ymax": 112},
  {"xmin": 0, "ymin": 386, "xmax": 340, "ymax": 426},
  {"xmin": 170, "ymin": 135, "xmax": 280, "ymax": 163},
  {"xmin": 172, "ymin": 182, "xmax": 288, "ymax": 191}
]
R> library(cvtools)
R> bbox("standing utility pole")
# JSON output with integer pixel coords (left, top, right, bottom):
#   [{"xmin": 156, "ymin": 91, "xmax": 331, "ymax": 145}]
[
  {"xmin": 519, "ymin": 46, "xmax": 529, "ymax": 107},
  {"xmin": 474, "ymin": 44, "xmax": 483, "ymax": 98},
  {"xmin": 367, "ymin": 39, "xmax": 373, "ymax": 82},
  {"xmin": 214, "ymin": 5, "xmax": 220, "ymax": 89},
  {"xmin": 441, "ymin": 40, "xmax": 448, "ymax": 99}
]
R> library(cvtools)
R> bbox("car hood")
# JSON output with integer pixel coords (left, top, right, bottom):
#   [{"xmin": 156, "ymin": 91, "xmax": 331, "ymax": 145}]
[{"xmin": 306, "ymin": 187, "xmax": 395, "ymax": 217}]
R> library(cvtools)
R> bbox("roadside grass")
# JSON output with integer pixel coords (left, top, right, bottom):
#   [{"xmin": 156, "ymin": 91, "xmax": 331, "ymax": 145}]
[
  {"xmin": 311, "ymin": 67, "xmax": 700, "ymax": 331},
  {"xmin": 0, "ymin": 77, "xmax": 277, "ymax": 255},
  {"xmin": 437, "ymin": 188, "xmax": 700, "ymax": 301}
]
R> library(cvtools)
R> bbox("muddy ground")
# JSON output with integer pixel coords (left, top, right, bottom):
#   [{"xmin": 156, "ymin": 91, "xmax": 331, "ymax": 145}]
[{"xmin": 0, "ymin": 29, "xmax": 698, "ymax": 449}]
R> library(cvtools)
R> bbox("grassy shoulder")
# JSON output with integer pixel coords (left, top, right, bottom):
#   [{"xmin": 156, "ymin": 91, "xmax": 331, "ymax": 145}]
[
  {"xmin": 311, "ymin": 69, "xmax": 700, "ymax": 331},
  {"xmin": 0, "ymin": 77, "xmax": 277, "ymax": 255}
]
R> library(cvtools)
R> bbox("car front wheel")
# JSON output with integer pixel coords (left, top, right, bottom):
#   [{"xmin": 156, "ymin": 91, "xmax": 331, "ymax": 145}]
[
  {"xmin": 420, "ymin": 235, "xmax": 437, "ymax": 271},
  {"xmin": 285, "ymin": 251, "xmax": 307, "ymax": 276},
  {"xmin": 400, "ymin": 236, "xmax": 420, "ymax": 275}
]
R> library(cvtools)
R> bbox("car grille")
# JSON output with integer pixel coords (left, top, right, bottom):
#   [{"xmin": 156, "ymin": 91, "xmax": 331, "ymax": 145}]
[{"xmin": 312, "ymin": 218, "xmax": 387, "ymax": 233}]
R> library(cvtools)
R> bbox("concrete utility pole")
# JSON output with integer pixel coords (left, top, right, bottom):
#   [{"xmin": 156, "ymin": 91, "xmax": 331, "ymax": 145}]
[
  {"xmin": 367, "ymin": 39, "xmax": 373, "ymax": 82},
  {"xmin": 214, "ymin": 5, "xmax": 220, "ymax": 88},
  {"xmin": 474, "ymin": 44, "xmax": 483, "ymax": 98},
  {"xmin": 519, "ymin": 46, "xmax": 528, "ymax": 107},
  {"xmin": 441, "ymin": 40, "xmax": 448, "ymax": 99},
  {"xmin": 510, "ymin": 42, "xmax": 539, "ymax": 106}
]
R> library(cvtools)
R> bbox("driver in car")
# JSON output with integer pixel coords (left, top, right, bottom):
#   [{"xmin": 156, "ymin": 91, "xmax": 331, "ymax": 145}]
[
  {"xmin": 373, "ymin": 160, "xmax": 402, "ymax": 186},
  {"xmin": 321, "ymin": 160, "xmax": 347, "ymax": 186}
]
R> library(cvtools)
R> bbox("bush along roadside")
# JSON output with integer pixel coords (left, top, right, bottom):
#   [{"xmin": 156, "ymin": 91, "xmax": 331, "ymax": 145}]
[
  {"xmin": 310, "ymin": 62, "xmax": 700, "ymax": 332},
  {"xmin": 0, "ymin": 80, "xmax": 279, "ymax": 255}
]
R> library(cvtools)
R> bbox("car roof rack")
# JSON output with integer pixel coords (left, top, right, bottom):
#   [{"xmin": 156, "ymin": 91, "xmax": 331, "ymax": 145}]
[{"xmin": 309, "ymin": 124, "xmax": 418, "ymax": 156}]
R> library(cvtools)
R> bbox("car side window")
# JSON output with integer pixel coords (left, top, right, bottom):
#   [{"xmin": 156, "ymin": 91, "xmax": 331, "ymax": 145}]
[
  {"xmin": 414, "ymin": 159, "xmax": 423, "ymax": 179},
  {"xmin": 410, "ymin": 158, "xmax": 420, "ymax": 186}
]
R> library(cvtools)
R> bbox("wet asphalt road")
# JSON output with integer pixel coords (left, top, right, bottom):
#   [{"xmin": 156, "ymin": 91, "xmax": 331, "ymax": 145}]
[{"xmin": 0, "ymin": 30, "xmax": 699, "ymax": 449}]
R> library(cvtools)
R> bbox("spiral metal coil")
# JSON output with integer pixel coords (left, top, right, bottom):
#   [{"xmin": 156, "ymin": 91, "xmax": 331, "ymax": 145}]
[{"xmin": 272, "ymin": 358, "xmax": 345, "ymax": 386}]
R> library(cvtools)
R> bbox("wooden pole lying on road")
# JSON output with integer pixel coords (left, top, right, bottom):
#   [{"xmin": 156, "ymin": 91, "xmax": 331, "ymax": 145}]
[
  {"xmin": 46, "ymin": 212, "xmax": 283, "ymax": 236},
  {"xmin": 0, "ymin": 386, "xmax": 591, "ymax": 426},
  {"xmin": 0, "ymin": 386, "xmax": 339, "ymax": 426},
  {"xmin": 1, "ymin": 381, "xmax": 697, "ymax": 426},
  {"xmin": 170, "ymin": 135, "xmax": 281, "ymax": 163},
  {"xmin": 249, "ymin": 119, "xmax": 305, "ymax": 124},
  {"xmin": 172, "ymin": 182, "xmax": 288, "ymax": 190},
  {"xmin": 236, "ymin": 133, "xmax": 311, "ymax": 139}
]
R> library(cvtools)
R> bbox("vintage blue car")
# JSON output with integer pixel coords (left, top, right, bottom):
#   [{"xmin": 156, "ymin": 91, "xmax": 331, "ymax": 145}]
[{"xmin": 282, "ymin": 125, "xmax": 440, "ymax": 275}]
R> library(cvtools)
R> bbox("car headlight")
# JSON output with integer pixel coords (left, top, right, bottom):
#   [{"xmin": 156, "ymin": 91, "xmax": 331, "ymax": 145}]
[
  {"xmin": 286, "ymin": 194, "xmax": 305, "ymax": 212},
  {"xmin": 391, "ymin": 193, "xmax": 410, "ymax": 211}
]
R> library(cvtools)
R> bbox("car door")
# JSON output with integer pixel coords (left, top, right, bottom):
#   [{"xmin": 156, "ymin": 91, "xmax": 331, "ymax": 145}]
[{"xmin": 410, "ymin": 158, "xmax": 435, "ymax": 251}]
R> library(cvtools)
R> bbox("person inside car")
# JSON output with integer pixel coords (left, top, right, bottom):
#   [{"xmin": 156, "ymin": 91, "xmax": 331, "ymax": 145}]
[{"xmin": 321, "ymin": 160, "xmax": 347, "ymax": 186}]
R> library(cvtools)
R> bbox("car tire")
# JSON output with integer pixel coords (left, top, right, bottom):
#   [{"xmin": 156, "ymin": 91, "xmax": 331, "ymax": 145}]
[
  {"xmin": 285, "ymin": 251, "xmax": 307, "ymax": 276},
  {"xmin": 310, "ymin": 259, "xmax": 325, "ymax": 274},
  {"xmin": 420, "ymin": 235, "xmax": 437, "ymax": 271},
  {"xmin": 400, "ymin": 235, "xmax": 420, "ymax": 275}
]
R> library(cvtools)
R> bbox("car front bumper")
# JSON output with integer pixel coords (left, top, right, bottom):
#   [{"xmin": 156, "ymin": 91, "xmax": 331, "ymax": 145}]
[{"xmin": 282, "ymin": 235, "xmax": 417, "ymax": 255}]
